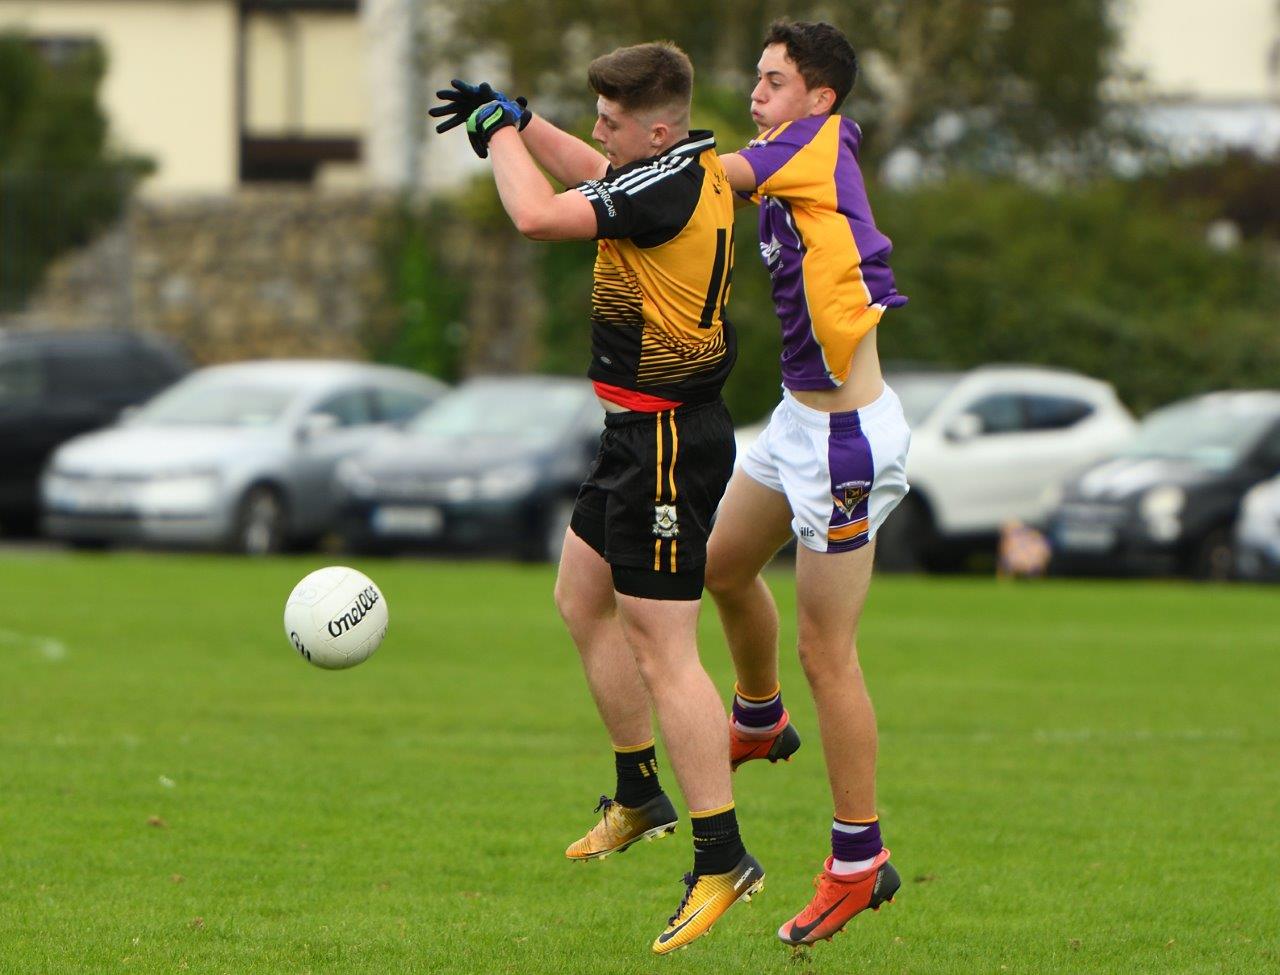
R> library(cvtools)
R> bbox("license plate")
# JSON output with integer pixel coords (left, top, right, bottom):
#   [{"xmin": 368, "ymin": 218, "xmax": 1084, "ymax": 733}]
[
  {"xmin": 62, "ymin": 482, "xmax": 135, "ymax": 514},
  {"xmin": 1058, "ymin": 524, "xmax": 1116, "ymax": 552},
  {"xmin": 373, "ymin": 505, "xmax": 443, "ymax": 536}
]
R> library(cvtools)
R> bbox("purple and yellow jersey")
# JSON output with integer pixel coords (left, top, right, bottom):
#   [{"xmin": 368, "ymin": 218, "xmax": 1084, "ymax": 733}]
[{"xmin": 738, "ymin": 114, "xmax": 907, "ymax": 390}]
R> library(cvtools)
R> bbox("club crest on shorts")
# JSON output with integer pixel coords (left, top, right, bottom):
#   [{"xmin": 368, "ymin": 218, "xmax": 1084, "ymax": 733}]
[
  {"xmin": 652, "ymin": 504, "xmax": 680, "ymax": 539},
  {"xmin": 832, "ymin": 480, "xmax": 871, "ymax": 518}
]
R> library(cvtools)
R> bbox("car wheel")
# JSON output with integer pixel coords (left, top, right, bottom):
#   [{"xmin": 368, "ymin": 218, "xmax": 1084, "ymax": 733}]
[
  {"xmin": 233, "ymin": 486, "xmax": 287, "ymax": 556},
  {"xmin": 875, "ymin": 496, "xmax": 931, "ymax": 572},
  {"xmin": 1191, "ymin": 527, "xmax": 1235, "ymax": 582}
]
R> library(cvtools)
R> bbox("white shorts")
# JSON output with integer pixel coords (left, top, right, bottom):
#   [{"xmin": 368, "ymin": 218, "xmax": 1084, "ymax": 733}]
[{"xmin": 740, "ymin": 385, "xmax": 911, "ymax": 553}]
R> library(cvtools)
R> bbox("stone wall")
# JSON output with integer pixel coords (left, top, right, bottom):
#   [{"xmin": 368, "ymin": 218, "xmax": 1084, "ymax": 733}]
[{"xmin": 1, "ymin": 189, "xmax": 392, "ymax": 365}]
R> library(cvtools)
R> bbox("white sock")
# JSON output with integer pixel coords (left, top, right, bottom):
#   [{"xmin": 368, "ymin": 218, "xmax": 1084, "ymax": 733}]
[{"xmin": 830, "ymin": 855, "xmax": 877, "ymax": 875}]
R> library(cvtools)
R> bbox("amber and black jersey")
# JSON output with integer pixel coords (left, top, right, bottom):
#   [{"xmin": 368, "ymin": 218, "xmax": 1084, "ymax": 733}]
[{"xmin": 576, "ymin": 130, "xmax": 737, "ymax": 406}]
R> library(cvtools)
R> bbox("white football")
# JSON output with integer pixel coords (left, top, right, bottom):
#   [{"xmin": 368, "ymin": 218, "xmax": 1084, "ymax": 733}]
[{"xmin": 284, "ymin": 566, "xmax": 388, "ymax": 670}]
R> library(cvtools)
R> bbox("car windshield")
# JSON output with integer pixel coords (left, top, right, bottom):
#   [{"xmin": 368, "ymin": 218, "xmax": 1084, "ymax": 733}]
[
  {"xmin": 1122, "ymin": 400, "xmax": 1278, "ymax": 471},
  {"xmin": 888, "ymin": 373, "xmax": 962, "ymax": 426},
  {"xmin": 134, "ymin": 377, "xmax": 296, "ymax": 427},
  {"xmin": 410, "ymin": 384, "xmax": 589, "ymax": 447}
]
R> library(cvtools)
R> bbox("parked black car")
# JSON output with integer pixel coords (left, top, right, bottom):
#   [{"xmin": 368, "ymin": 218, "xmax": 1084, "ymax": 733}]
[
  {"xmin": 337, "ymin": 375, "xmax": 603, "ymax": 561},
  {"xmin": 1048, "ymin": 391, "xmax": 1280, "ymax": 580},
  {"xmin": 0, "ymin": 329, "xmax": 188, "ymax": 533}
]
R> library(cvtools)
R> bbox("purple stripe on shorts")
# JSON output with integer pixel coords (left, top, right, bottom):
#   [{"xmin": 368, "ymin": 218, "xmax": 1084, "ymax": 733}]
[{"xmin": 826, "ymin": 409, "xmax": 875, "ymax": 552}]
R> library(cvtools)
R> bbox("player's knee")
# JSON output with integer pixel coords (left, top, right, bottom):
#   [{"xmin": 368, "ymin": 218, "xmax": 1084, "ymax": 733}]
[
  {"xmin": 797, "ymin": 641, "xmax": 860, "ymax": 688},
  {"xmin": 629, "ymin": 649, "xmax": 663, "ymax": 692},
  {"xmin": 553, "ymin": 579, "xmax": 605, "ymax": 634},
  {"xmin": 702, "ymin": 554, "xmax": 751, "ymax": 600},
  {"xmin": 629, "ymin": 643, "xmax": 698, "ymax": 695},
  {"xmin": 701, "ymin": 557, "xmax": 732, "ymax": 597}
]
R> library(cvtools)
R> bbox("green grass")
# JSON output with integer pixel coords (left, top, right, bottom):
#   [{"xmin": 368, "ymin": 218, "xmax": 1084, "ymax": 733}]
[{"xmin": 1, "ymin": 553, "xmax": 1277, "ymax": 974}]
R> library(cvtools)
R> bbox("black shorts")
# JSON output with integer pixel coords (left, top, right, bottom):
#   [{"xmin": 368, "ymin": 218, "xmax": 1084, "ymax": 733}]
[{"xmin": 571, "ymin": 399, "xmax": 736, "ymax": 601}]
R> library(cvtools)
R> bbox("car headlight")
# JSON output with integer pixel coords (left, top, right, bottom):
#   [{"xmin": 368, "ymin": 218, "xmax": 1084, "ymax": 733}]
[
  {"xmin": 337, "ymin": 458, "xmax": 378, "ymax": 498},
  {"xmin": 1140, "ymin": 486, "xmax": 1185, "ymax": 520},
  {"xmin": 137, "ymin": 471, "xmax": 221, "ymax": 514},
  {"xmin": 1139, "ymin": 486, "xmax": 1185, "ymax": 542},
  {"xmin": 477, "ymin": 464, "xmax": 539, "ymax": 501}
]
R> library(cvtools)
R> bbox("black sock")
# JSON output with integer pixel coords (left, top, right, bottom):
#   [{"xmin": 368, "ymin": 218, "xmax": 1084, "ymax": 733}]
[
  {"xmin": 691, "ymin": 804, "xmax": 747, "ymax": 876},
  {"xmin": 614, "ymin": 740, "xmax": 663, "ymax": 808}
]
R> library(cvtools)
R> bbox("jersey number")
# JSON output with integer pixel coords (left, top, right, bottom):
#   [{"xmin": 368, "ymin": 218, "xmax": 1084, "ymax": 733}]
[{"xmin": 699, "ymin": 227, "xmax": 733, "ymax": 329}]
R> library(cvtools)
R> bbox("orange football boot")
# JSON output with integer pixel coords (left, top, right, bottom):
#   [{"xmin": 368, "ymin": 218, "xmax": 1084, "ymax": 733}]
[
  {"xmin": 729, "ymin": 709, "xmax": 801, "ymax": 771},
  {"xmin": 777, "ymin": 849, "xmax": 900, "ymax": 946}
]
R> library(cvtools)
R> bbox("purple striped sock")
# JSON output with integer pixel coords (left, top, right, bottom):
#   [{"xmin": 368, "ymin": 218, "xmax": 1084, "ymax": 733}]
[
  {"xmin": 832, "ymin": 818, "xmax": 883, "ymax": 864},
  {"xmin": 731, "ymin": 686, "xmax": 784, "ymax": 731}
]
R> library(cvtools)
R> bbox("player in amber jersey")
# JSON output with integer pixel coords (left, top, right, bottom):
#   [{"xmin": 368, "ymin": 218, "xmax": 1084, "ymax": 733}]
[
  {"xmin": 430, "ymin": 42, "xmax": 761, "ymax": 955},
  {"xmin": 705, "ymin": 20, "xmax": 908, "ymax": 946}
]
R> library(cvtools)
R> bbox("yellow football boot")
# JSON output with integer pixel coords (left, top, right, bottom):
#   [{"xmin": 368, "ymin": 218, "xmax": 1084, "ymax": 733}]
[
  {"xmin": 565, "ymin": 794, "xmax": 678, "ymax": 861},
  {"xmin": 651, "ymin": 852, "xmax": 765, "ymax": 954}
]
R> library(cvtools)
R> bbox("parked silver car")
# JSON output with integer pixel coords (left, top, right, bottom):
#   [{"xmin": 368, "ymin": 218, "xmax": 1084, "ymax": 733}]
[{"xmin": 41, "ymin": 360, "xmax": 445, "ymax": 553}]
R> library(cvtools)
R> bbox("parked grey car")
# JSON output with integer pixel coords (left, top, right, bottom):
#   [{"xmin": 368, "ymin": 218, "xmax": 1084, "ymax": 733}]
[
  {"xmin": 41, "ymin": 360, "xmax": 445, "ymax": 553},
  {"xmin": 336, "ymin": 375, "xmax": 603, "ymax": 562},
  {"xmin": 1048, "ymin": 391, "xmax": 1280, "ymax": 580}
]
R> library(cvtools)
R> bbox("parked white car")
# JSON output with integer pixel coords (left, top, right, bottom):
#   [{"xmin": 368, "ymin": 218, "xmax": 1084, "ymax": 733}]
[
  {"xmin": 876, "ymin": 366, "xmax": 1136, "ymax": 570},
  {"xmin": 42, "ymin": 360, "xmax": 445, "ymax": 554}
]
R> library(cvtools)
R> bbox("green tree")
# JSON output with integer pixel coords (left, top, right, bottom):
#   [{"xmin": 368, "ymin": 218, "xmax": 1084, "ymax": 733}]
[
  {"xmin": 365, "ymin": 198, "xmax": 469, "ymax": 382},
  {"xmin": 0, "ymin": 32, "xmax": 151, "ymax": 311},
  {"xmin": 413, "ymin": 0, "xmax": 1149, "ymax": 420},
  {"xmin": 447, "ymin": 0, "xmax": 1125, "ymax": 170}
]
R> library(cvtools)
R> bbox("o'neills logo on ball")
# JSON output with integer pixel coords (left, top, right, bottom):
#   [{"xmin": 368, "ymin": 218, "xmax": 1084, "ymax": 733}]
[{"xmin": 327, "ymin": 585, "xmax": 380, "ymax": 637}]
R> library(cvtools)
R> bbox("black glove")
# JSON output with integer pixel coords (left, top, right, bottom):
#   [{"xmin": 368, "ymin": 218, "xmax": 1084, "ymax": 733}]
[
  {"xmin": 465, "ymin": 98, "xmax": 523, "ymax": 159},
  {"xmin": 428, "ymin": 79, "xmax": 530, "ymax": 134}
]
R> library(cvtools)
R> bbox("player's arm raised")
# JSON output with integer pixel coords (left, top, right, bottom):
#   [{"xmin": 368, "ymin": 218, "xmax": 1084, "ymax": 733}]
[
  {"xmin": 428, "ymin": 78, "xmax": 606, "ymax": 187},
  {"xmin": 481, "ymin": 112, "xmax": 597, "ymax": 241},
  {"xmin": 520, "ymin": 115, "xmax": 609, "ymax": 186}
]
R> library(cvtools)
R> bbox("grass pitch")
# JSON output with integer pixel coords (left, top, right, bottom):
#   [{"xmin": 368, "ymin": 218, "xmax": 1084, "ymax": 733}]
[{"xmin": 1, "ymin": 553, "xmax": 1277, "ymax": 974}]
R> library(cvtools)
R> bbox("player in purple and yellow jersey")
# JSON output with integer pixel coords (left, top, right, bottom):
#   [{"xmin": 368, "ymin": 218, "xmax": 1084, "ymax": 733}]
[
  {"xmin": 706, "ymin": 21, "xmax": 908, "ymax": 945},
  {"xmin": 429, "ymin": 42, "xmax": 762, "ymax": 955}
]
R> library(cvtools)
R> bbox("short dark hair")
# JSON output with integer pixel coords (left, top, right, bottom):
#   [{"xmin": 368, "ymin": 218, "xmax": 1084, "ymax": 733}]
[
  {"xmin": 763, "ymin": 20, "xmax": 858, "ymax": 112},
  {"xmin": 587, "ymin": 41, "xmax": 693, "ymax": 120}
]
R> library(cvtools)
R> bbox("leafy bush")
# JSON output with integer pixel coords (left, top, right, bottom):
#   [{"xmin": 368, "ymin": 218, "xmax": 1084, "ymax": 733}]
[
  {"xmin": 875, "ymin": 177, "xmax": 1280, "ymax": 413},
  {"xmin": 365, "ymin": 197, "xmax": 469, "ymax": 382},
  {"xmin": 375, "ymin": 158, "xmax": 1279, "ymax": 422},
  {"xmin": 0, "ymin": 32, "xmax": 151, "ymax": 311}
]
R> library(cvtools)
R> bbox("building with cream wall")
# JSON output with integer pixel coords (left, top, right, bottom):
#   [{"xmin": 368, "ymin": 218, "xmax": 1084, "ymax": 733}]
[
  {"xmin": 3, "ymin": 1, "xmax": 1276, "ymax": 198},
  {"xmin": 1118, "ymin": 0, "xmax": 1280, "ymax": 156},
  {"xmin": 0, "ymin": 0, "xmax": 368, "ymax": 196}
]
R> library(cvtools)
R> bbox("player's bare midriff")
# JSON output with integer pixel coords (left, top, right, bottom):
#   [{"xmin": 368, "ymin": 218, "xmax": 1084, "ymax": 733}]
[{"xmin": 790, "ymin": 326, "xmax": 885, "ymax": 414}]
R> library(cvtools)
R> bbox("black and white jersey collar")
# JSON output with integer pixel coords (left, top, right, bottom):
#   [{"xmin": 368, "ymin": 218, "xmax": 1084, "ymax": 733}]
[
  {"xmin": 663, "ymin": 129, "xmax": 716, "ymax": 158},
  {"xmin": 605, "ymin": 130, "xmax": 716, "ymax": 176}
]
